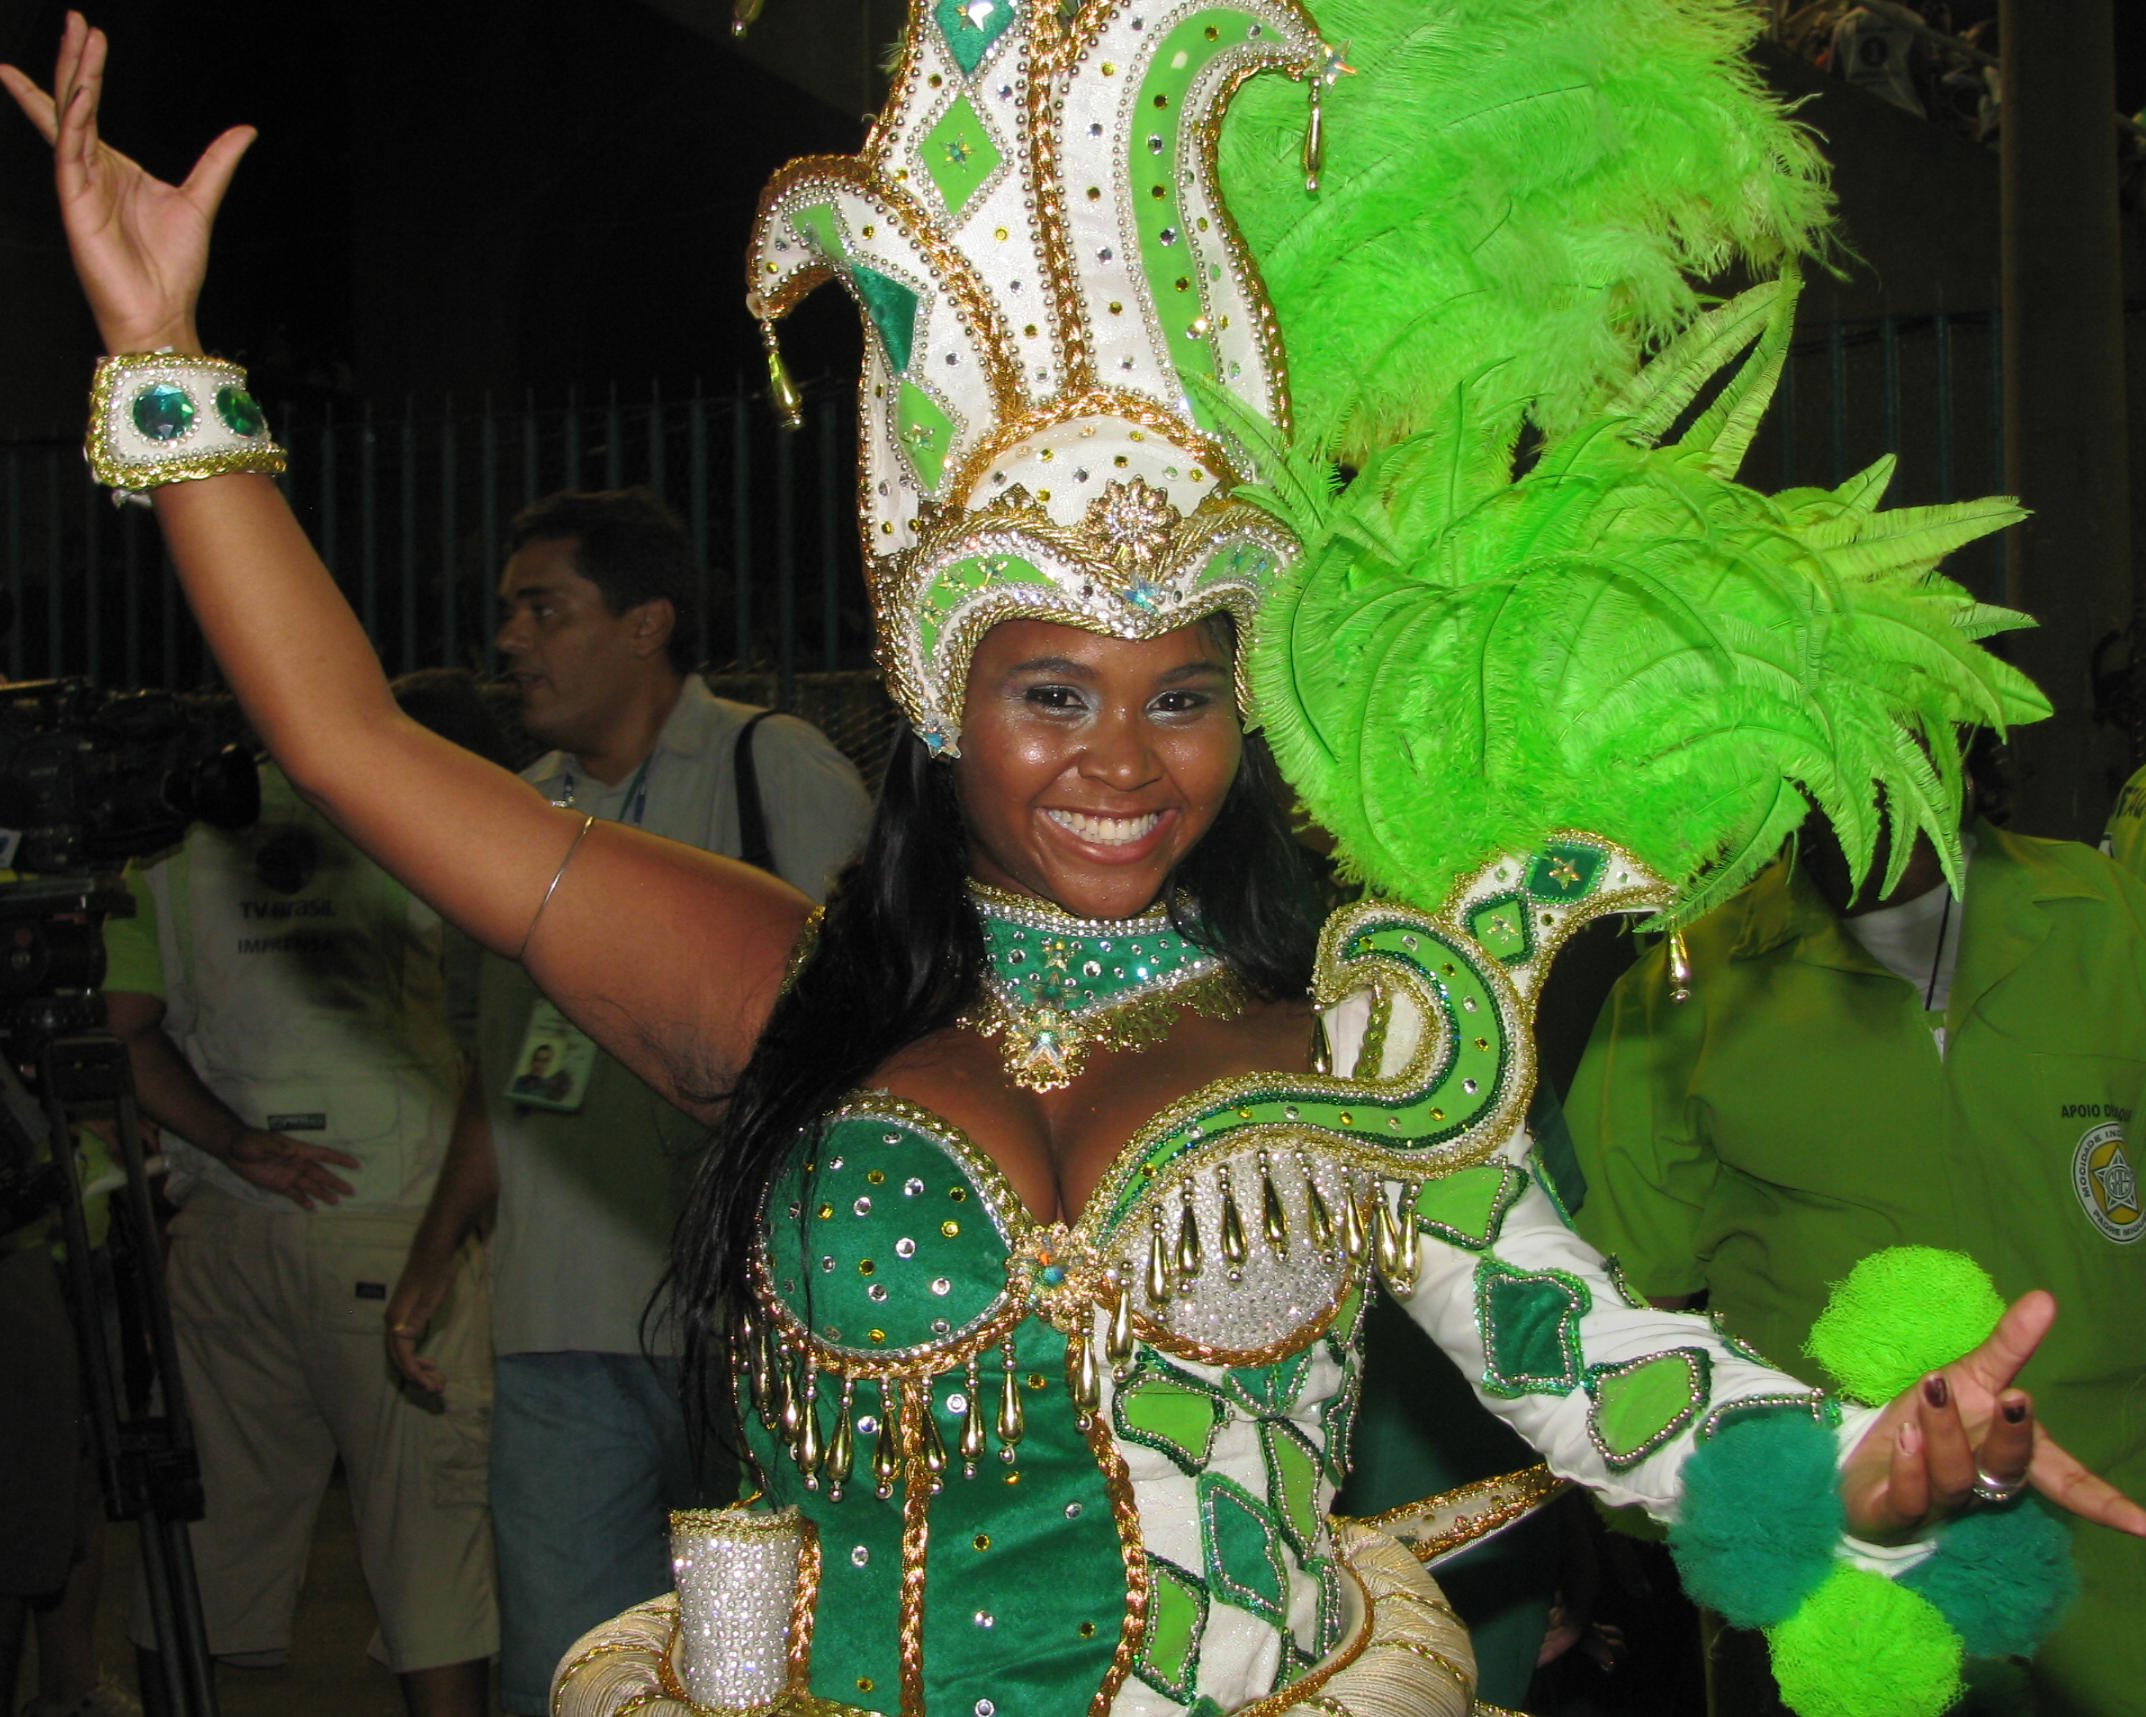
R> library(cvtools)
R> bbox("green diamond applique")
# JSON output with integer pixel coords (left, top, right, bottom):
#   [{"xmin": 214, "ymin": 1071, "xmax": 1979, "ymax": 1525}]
[
  {"xmin": 1585, "ymin": 1348, "xmax": 1712, "ymax": 1470},
  {"xmin": 1324, "ymin": 1284, "xmax": 1366, "ymax": 1363},
  {"xmin": 1413, "ymin": 1163, "xmax": 1526, "ymax": 1251},
  {"xmin": 1198, "ymin": 1473, "xmax": 1290, "ymax": 1628},
  {"xmin": 1114, "ymin": 1352, "xmax": 1226, "ymax": 1474},
  {"xmin": 1476, "ymin": 1258, "xmax": 1591, "ymax": 1398},
  {"xmin": 1317, "ymin": 1369, "xmax": 1360, "ymax": 1483},
  {"xmin": 852, "ymin": 267, "xmax": 921, "ymax": 375},
  {"xmin": 1467, "ymin": 893, "xmax": 1533, "ymax": 965},
  {"xmin": 921, "ymin": 94, "xmax": 1003, "ymax": 220},
  {"xmin": 1526, "ymin": 842, "xmax": 1605, "ymax": 903},
  {"xmin": 1225, "ymin": 1350, "xmax": 1313, "ymax": 1417},
  {"xmin": 789, "ymin": 201, "xmax": 845, "ymax": 261},
  {"xmin": 933, "ymin": 0, "xmax": 1019, "ymax": 76},
  {"xmin": 895, "ymin": 380, "xmax": 957, "ymax": 492},
  {"xmin": 1260, "ymin": 1419, "xmax": 1322, "ymax": 1558},
  {"xmin": 1134, "ymin": 1554, "xmax": 1208, "ymax": 1703}
]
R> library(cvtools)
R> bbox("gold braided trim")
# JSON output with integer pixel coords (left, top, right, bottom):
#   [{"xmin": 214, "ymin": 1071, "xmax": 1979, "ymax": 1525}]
[
  {"xmin": 1238, "ymin": 1520, "xmax": 1475, "ymax": 1717},
  {"xmin": 1080, "ymin": 1385, "xmax": 1148, "ymax": 1717},
  {"xmin": 896, "ymin": 1383, "xmax": 932, "ymax": 1717},
  {"xmin": 1346, "ymin": 1465, "xmax": 1569, "ymax": 1568},
  {"xmin": 86, "ymin": 352, "xmax": 288, "ymax": 493}
]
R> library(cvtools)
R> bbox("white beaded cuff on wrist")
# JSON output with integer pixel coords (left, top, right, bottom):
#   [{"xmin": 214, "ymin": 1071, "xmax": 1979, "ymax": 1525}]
[{"xmin": 86, "ymin": 352, "xmax": 287, "ymax": 506}]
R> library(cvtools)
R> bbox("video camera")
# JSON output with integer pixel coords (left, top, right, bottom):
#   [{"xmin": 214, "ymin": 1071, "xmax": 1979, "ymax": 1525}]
[
  {"xmin": 0, "ymin": 677, "xmax": 258, "ymax": 1227},
  {"xmin": 0, "ymin": 676, "xmax": 258, "ymax": 1717},
  {"xmin": 0, "ymin": 677, "xmax": 259, "ymax": 874}
]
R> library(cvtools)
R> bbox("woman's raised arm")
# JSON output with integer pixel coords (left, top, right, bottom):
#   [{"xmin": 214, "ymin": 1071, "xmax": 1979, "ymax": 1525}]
[{"xmin": 2, "ymin": 16, "xmax": 806, "ymax": 1110}]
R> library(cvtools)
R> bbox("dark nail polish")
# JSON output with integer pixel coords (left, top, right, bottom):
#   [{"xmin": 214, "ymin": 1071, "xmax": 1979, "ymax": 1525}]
[
  {"xmin": 2003, "ymin": 1400, "xmax": 2028, "ymax": 1424},
  {"xmin": 1924, "ymin": 1374, "xmax": 1949, "ymax": 1408}
]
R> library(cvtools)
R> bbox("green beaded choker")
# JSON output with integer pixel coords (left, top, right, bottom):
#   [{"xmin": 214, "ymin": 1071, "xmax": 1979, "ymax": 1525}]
[{"xmin": 964, "ymin": 881, "xmax": 1247, "ymax": 1091}]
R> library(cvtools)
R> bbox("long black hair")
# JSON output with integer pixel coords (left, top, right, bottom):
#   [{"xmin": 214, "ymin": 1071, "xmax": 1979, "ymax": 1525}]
[{"xmin": 668, "ymin": 722, "xmax": 1329, "ymax": 1447}]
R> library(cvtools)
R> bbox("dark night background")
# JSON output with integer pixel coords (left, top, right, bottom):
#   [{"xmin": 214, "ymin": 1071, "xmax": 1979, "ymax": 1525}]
[
  {"xmin": 0, "ymin": 0, "xmax": 885, "ymax": 435},
  {"xmin": 3, "ymin": 0, "xmax": 2141, "ymax": 434}
]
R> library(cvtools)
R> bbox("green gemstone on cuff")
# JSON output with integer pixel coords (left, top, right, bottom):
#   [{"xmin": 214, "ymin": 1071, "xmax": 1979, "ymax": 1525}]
[
  {"xmin": 133, "ymin": 384, "xmax": 196, "ymax": 442},
  {"xmin": 214, "ymin": 386, "xmax": 267, "ymax": 438}
]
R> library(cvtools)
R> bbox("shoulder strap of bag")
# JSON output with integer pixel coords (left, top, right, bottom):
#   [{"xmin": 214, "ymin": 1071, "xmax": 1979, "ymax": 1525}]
[{"xmin": 732, "ymin": 710, "xmax": 777, "ymax": 873}]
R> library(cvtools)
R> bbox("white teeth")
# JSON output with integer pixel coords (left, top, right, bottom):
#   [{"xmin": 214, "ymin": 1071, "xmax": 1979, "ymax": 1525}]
[{"xmin": 1046, "ymin": 809, "xmax": 1161, "ymax": 846}]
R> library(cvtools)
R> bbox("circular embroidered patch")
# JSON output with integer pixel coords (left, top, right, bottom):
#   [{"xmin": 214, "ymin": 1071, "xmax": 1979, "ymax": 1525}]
[{"xmin": 2073, "ymin": 1122, "xmax": 2144, "ymax": 1243}]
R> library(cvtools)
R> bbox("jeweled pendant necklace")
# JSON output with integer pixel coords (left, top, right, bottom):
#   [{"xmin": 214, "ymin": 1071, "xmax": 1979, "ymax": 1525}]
[{"xmin": 964, "ymin": 880, "xmax": 1247, "ymax": 1093}]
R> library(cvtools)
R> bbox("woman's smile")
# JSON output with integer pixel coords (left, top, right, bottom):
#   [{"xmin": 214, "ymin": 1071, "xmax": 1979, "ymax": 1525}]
[{"xmin": 955, "ymin": 617, "xmax": 1242, "ymax": 918}]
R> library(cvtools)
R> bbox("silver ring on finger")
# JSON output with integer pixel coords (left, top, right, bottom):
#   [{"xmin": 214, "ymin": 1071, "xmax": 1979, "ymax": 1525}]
[{"xmin": 1970, "ymin": 1464, "xmax": 2025, "ymax": 1506}]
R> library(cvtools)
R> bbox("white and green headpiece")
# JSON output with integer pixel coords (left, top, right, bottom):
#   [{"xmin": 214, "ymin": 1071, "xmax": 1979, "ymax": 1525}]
[{"xmin": 747, "ymin": 0, "xmax": 1330, "ymax": 755}]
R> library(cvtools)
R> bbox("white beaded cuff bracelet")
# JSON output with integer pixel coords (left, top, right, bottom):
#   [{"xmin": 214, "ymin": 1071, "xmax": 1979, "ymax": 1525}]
[{"xmin": 86, "ymin": 352, "xmax": 288, "ymax": 504}]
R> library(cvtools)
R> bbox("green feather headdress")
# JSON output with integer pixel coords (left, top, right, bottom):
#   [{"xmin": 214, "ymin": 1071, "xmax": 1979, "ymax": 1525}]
[
  {"xmin": 1231, "ymin": 276, "xmax": 2047, "ymax": 927},
  {"xmin": 1207, "ymin": 0, "xmax": 2044, "ymax": 922}
]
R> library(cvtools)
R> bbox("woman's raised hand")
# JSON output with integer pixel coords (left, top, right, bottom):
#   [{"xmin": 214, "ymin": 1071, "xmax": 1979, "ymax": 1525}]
[
  {"xmin": 0, "ymin": 11, "xmax": 254, "ymax": 356},
  {"xmin": 1840, "ymin": 1288, "xmax": 2146, "ymax": 1541}
]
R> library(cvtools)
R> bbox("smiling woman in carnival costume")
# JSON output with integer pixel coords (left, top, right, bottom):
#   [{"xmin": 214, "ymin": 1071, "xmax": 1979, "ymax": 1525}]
[{"xmin": 8, "ymin": 2, "xmax": 2145, "ymax": 1715}]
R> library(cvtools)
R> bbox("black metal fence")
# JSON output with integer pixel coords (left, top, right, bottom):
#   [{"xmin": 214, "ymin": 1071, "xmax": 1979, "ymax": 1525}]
[{"xmin": 0, "ymin": 305, "xmax": 2010, "ymax": 708}]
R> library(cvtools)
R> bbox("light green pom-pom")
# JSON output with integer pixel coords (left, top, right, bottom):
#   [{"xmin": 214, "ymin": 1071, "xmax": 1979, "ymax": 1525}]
[
  {"xmin": 1803, "ymin": 1247, "xmax": 2005, "ymax": 1406},
  {"xmin": 1767, "ymin": 1565, "xmax": 1964, "ymax": 1717}
]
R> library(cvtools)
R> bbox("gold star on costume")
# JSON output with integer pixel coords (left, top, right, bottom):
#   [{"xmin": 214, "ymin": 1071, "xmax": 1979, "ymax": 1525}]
[{"xmin": 961, "ymin": 882, "xmax": 1247, "ymax": 1091}]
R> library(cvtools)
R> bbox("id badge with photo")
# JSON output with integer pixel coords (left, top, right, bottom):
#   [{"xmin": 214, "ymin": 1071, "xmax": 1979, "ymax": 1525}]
[{"xmin": 507, "ymin": 1000, "xmax": 598, "ymax": 1114}]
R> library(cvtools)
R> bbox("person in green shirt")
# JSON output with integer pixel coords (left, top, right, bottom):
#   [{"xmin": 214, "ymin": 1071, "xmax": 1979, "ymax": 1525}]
[
  {"xmin": 1567, "ymin": 814, "xmax": 2146, "ymax": 1716},
  {"xmin": 2101, "ymin": 762, "xmax": 2146, "ymax": 883}
]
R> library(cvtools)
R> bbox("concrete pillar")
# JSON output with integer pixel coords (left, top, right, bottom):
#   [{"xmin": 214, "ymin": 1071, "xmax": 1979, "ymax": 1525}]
[{"xmin": 1999, "ymin": 0, "xmax": 2133, "ymax": 837}]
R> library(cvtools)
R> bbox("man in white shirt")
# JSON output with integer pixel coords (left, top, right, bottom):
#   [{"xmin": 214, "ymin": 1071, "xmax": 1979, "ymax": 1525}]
[{"xmin": 385, "ymin": 488, "xmax": 872, "ymax": 1716}]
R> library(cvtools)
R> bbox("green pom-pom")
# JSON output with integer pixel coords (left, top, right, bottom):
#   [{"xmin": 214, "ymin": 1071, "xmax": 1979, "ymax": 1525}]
[
  {"xmin": 1804, "ymin": 1247, "xmax": 2005, "ymax": 1405},
  {"xmin": 1669, "ymin": 1412, "xmax": 1841, "ymax": 1628},
  {"xmin": 1902, "ymin": 1499, "xmax": 2079, "ymax": 1659},
  {"xmin": 1767, "ymin": 1565, "xmax": 1964, "ymax": 1717}
]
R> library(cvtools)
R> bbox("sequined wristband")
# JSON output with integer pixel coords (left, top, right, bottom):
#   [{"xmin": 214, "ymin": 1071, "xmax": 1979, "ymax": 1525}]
[{"xmin": 86, "ymin": 352, "xmax": 287, "ymax": 504}]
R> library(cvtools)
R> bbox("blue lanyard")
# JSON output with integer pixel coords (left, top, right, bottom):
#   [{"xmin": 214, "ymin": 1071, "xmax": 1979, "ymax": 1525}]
[{"xmin": 555, "ymin": 753, "xmax": 654, "ymax": 828}]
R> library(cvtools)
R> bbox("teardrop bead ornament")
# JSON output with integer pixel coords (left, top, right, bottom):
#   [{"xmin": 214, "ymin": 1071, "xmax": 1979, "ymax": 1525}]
[
  {"xmin": 917, "ymin": 1401, "xmax": 949, "ymax": 1475},
  {"xmin": 1391, "ymin": 1197, "xmax": 1423, "ymax": 1298},
  {"xmin": 1106, "ymin": 1278, "xmax": 1135, "ymax": 1368},
  {"xmin": 1306, "ymin": 1178, "xmax": 1335, "ymax": 1251},
  {"xmin": 1146, "ymin": 1223, "xmax": 1174, "ymax": 1307},
  {"xmin": 826, "ymin": 1399, "xmax": 856, "ymax": 1490},
  {"xmin": 1374, "ymin": 1193, "xmax": 1402, "ymax": 1278},
  {"xmin": 997, "ymin": 1353, "xmax": 1025, "ymax": 1446},
  {"xmin": 872, "ymin": 1387, "xmax": 903, "ymax": 1494},
  {"xmin": 1341, "ymin": 1185, "xmax": 1368, "ymax": 1260},
  {"xmin": 796, "ymin": 1388, "xmax": 824, "ymax": 1477},
  {"xmin": 1070, "ymin": 1331, "xmax": 1102, "ymax": 1412},
  {"xmin": 775, "ymin": 1353, "xmax": 800, "ymax": 1440},
  {"xmin": 1303, "ymin": 79, "xmax": 1327, "ymax": 192},
  {"xmin": 959, "ymin": 1380, "xmax": 988, "ymax": 1470},
  {"xmin": 1220, "ymin": 1183, "xmax": 1248, "ymax": 1270},
  {"xmin": 761, "ymin": 319, "xmax": 804, "ymax": 431},
  {"xmin": 1261, "ymin": 1165, "xmax": 1289, "ymax": 1254},
  {"xmin": 1175, "ymin": 1201, "xmax": 1203, "ymax": 1289}
]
